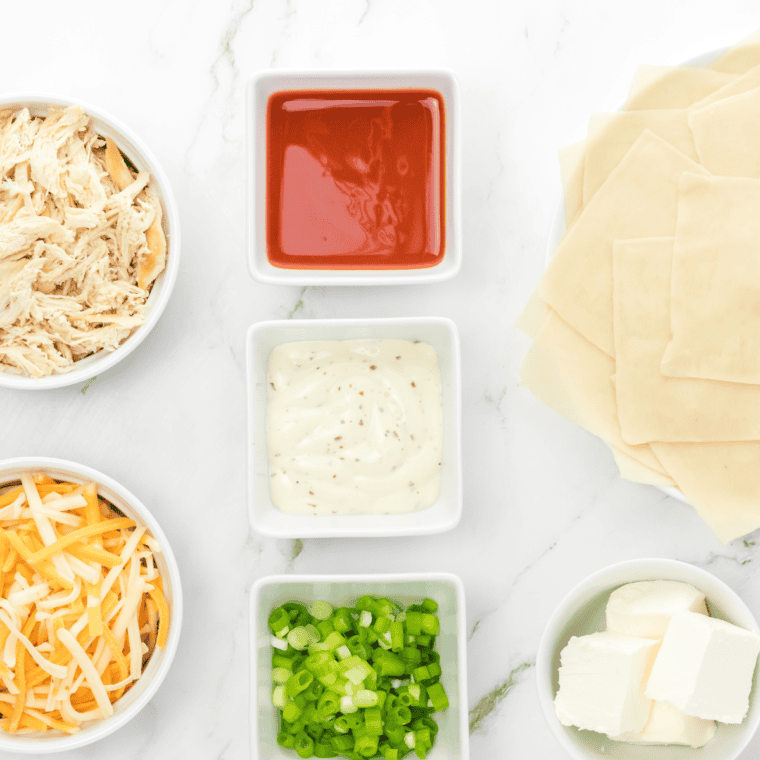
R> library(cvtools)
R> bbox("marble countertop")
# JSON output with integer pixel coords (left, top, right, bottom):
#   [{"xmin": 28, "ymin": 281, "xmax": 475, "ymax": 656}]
[{"xmin": 2, "ymin": 1, "xmax": 760, "ymax": 757}]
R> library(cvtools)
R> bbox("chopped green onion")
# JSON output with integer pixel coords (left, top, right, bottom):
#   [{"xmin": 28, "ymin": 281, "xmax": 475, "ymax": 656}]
[
  {"xmin": 310, "ymin": 600, "xmax": 334, "ymax": 620},
  {"xmin": 287, "ymin": 627, "xmax": 309, "ymax": 650}
]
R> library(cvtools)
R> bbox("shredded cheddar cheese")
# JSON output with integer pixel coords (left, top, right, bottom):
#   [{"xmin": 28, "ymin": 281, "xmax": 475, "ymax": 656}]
[{"xmin": 0, "ymin": 474, "xmax": 167, "ymax": 735}]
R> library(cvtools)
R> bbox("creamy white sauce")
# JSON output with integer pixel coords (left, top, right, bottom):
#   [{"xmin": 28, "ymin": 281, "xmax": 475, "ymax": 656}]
[{"xmin": 267, "ymin": 339, "xmax": 442, "ymax": 515}]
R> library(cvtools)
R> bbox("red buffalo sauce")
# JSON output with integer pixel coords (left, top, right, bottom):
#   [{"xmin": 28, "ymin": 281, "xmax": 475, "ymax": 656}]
[{"xmin": 266, "ymin": 89, "xmax": 445, "ymax": 270}]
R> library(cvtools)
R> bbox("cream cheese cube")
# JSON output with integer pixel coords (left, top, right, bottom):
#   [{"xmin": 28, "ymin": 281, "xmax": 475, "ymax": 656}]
[
  {"xmin": 611, "ymin": 700, "xmax": 716, "ymax": 747},
  {"xmin": 554, "ymin": 632, "xmax": 659, "ymax": 736},
  {"xmin": 646, "ymin": 611, "xmax": 760, "ymax": 723},
  {"xmin": 606, "ymin": 580, "xmax": 707, "ymax": 639}
]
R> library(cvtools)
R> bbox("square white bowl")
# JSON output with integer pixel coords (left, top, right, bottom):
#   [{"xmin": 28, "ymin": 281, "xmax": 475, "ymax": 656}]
[
  {"xmin": 250, "ymin": 572, "xmax": 469, "ymax": 760},
  {"xmin": 246, "ymin": 69, "xmax": 461, "ymax": 285},
  {"xmin": 536, "ymin": 558, "xmax": 760, "ymax": 760},
  {"xmin": 246, "ymin": 317, "xmax": 462, "ymax": 538}
]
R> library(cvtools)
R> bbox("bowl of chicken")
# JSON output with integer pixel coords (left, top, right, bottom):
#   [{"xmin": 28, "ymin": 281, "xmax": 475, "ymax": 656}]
[{"xmin": 0, "ymin": 94, "xmax": 180, "ymax": 389}]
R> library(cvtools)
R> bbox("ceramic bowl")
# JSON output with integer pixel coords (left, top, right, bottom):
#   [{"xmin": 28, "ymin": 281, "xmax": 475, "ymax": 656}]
[
  {"xmin": 0, "ymin": 456, "xmax": 182, "ymax": 753},
  {"xmin": 0, "ymin": 94, "xmax": 180, "ymax": 390},
  {"xmin": 536, "ymin": 558, "xmax": 760, "ymax": 760}
]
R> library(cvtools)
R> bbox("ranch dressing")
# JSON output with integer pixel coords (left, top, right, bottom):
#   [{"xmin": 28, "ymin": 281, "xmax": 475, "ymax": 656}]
[{"xmin": 267, "ymin": 339, "xmax": 442, "ymax": 515}]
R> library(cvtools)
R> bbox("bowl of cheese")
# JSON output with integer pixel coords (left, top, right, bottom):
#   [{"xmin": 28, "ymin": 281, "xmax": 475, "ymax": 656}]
[
  {"xmin": 536, "ymin": 558, "xmax": 760, "ymax": 760},
  {"xmin": 0, "ymin": 457, "xmax": 182, "ymax": 752},
  {"xmin": 0, "ymin": 94, "xmax": 180, "ymax": 389}
]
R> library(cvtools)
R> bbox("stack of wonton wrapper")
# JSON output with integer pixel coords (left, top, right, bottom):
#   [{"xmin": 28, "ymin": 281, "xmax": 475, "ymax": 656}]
[{"xmin": 519, "ymin": 29, "xmax": 760, "ymax": 543}]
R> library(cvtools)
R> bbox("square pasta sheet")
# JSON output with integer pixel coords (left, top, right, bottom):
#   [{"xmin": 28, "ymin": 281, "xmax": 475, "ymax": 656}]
[
  {"xmin": 613, "ymin": 236, "xmax": 760, "ymax": 445},
  {"xmin": 661, "ymin": 174, "xmax": 760, "ymax": 384}
]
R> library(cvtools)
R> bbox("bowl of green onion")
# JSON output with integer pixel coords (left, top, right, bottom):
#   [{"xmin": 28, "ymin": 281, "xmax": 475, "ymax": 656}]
[{"xmin": 250, "ymin": 573, "xmax": 468, "ymax": 759}]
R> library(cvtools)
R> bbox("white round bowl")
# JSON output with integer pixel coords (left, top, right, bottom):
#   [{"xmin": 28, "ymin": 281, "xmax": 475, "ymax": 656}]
[
  {"xmin": 0, "ymin": 94, "xmax": 180, "ymax": 390},
  {"xmin": 536, "ymin": 558, "xmax": 760, "ymax": 760},
  {"xmin": 0, "ymin": 457, "xmax": 183, "ymax": 753}
]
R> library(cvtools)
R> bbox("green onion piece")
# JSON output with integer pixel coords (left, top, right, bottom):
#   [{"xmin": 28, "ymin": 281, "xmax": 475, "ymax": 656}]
[
  {"xmin": 427, "ymin": 682, "xmax": 449, "ymax": 711},
  {"xmin": 426, "ymin": 662, "xmax": 441, "ymax": 679},
  {"xmin": 310, "ymin": 600, "xmax": 334, "ymax": 620},
  {"xmin": 272, "ymin": 667, "xmax": 291, "ymax": 684},
  {"xmin": 269, "ymin": 607, "xmax": 290, "ymax": 633},
  {"xmin": 288, "ymin": 627, "xmax": 309, "ymax": 650},
  {"xmin": 354, "ymin": 734, "xmax": 379, "ymax": 758},
  {"xmin": 381, "ymin": 745, "xmax": 398, "ymax": 760},
  {"xmin": 354, "ymin": 689, "xmax": 379, "ymax": 707},
  {"xmin": 389, "ymin": 622, "xmax": 404, "ymax": 652},
  {"xmin": 339, "ymin": 695, "xmax": 358, "ymax": 714},
  {"xmin": 394, "ymin": 705, "xmax": 412, "ymax": 725},
  {"xmin": 374, "ymin": 598, "xmax": 395, "ymax": 617},
  {"xmin": 355, "ymin": 595, "xmax": 375, "ymax": 612},
  {"xmin": 420, "ymin": 614, "xmax": 439, "ymax": 636},
  {"xmin": 303, "ymin": 680, "xmax": 324, "ymax": 702},
  {"xmin": 313, "ymin": 741, "xmax": 337, "ymax": 758},
  {"xmin": 317, "ymin": 690, "xmax": 340, "ymax": 717},
  {"xmin": 331, "ymin": 733, "xmax": 354, "ymax": 751},
  {"xmin": 285, "ymin": 669, "xmax": 313, "ymax": 698},
  {"xmin": 421, "ymin": 598, "xmax": 438, "ymax": 613},
  {"xmin": 272, "ymin": 685, "xmax": 286, "ymax": 709},
  {"xmin": 277, "ymin": 731, "xmax": 296, "ymax": 748},
  {"xmin": 415, "ymin": 634, "xmax": 432, "ymax": 648},
  {"xmin": 333, "ymin": 716, "xmax": 351, "ymax": 734},
  {"xmin": 332, "ymin": 607, "xmax": 353, "ymax": 633},
  {"xmin": 412, "ymin": 665, "xmax": 430, "ymax": 682},
  {"xmin": 295, "ymin": 730, "xmax": 315, "ymax": 759},
  {"xmin": 282, "ymin": 701, "xmax": 302, "ymax": 723},
  {"xmin": 321, "ymin": 631, "xmax": 345, "ymax": 651},
  {"xmin": 336, "ymin": 644, "xmax": 352, "ymax": 660},
  {"xmin": 405, "ymin": 612, "xmax": 423, "ymax": 636},
  {"xmin": 359, "ymin": 610, "xmax": 372, "ymax": 628},
  {"xmin": 364, "ymin": 706, "xmax": 383, "ymax": 735},
  {"xmin": 373, "ymin": 616, "xmax": 391, "ymax": 635},
  {"xmin": 304, "ymin": 624, "xmax": 321, "ymax": 644},
  {"xmin": 272, "ymin": 653, "xmax": 295, "ymax": 670}
]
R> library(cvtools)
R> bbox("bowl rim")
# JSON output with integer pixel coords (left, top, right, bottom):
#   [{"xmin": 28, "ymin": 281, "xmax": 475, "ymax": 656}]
[
  {"xmin": 245, "ymin": 68, "xmax": 462, "ymax": 286},
  {"xmin": 249, "ymin": 571, "xmax": 469, "ymax": 760},
  {"xmin": 245, "ymin": 315, "xmax": 463, "ymax": 538},
  {"xmin": 535, "ymin": 557, "xmax": 760, "ymax": 760},
  {"xmin": 0, "ymin": 455, "xmax": 183, "ymax": 752},
  {"xmin": 0, "ymin": 92, "xmax": 181, "ymax": 390}
]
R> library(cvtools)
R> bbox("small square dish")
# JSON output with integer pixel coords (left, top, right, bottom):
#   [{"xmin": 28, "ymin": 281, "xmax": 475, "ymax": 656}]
[
  {"xmin": 246, "ymin": 70, "xmax": 461, "ymax": 285},
  {"xmin": 250, "ymin": 572, "xmax": 469, "ymax": 760},
  {"xmin": 246, "ymin": 317, "xmax": 461, "ymax": 538}
]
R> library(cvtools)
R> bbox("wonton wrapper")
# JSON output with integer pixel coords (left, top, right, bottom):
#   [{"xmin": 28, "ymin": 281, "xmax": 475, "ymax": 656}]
[
  {"xmin": 559, "ymin": 140, "xmax": 586, "ymax": 229},
  {"xmin": 624, "ymin": 65, "xmax": 734, "ymax": 110},
  {"xmin": 651, "ymin": 442, "xmax": 760, "ymax": 543},
  {"xmin": 520, "ymin": 310, "xmax": 671, "ymax": 477},
  {"xmin": 692, "ymin": 63, "xmax": 760, "ymax": 109},
  {"xmin": 613, "ymin": 237, "xmax": 760, "ymax": 444},
  {"xmin": 611, "ymin": 446, "xmax": 677, "ymax": 489},
  {"xmin": 583, "ymin": 110, "xmax": 697, "ymax": 205},
  {"xmin": 689, "ymin": 88, "xmax": 760, "ymax": 177},
  {"xmin": 515, "ymin": 290, "xmax": 550, "ymax": 339},
  {"xmin": 661, "ymin": 173, "xmax": 760, "ymax": 383},
  {"xmin": 709, "ymin": 28, "xmax": 760, "ymax": 74},
  {"xmin": 540, "ymin": 130, "xmax": 708, "ymax": 357}
]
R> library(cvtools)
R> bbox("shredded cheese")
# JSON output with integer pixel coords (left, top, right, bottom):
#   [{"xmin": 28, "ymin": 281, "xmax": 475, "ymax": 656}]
[{"xmin": 0, "ymin": 474, "xmax": 167, "ymax": 735}]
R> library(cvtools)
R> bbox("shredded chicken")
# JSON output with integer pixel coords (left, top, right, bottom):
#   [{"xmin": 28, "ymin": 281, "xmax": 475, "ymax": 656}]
[{"xmin": 0, "ymin": 106, "xmax": 167, "ymax": 378}]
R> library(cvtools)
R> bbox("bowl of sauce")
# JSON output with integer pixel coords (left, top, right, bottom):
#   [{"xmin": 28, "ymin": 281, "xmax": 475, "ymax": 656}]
[
  {"xmin": 247, "ymin": 71, "xmax": 460, "ymax": 285},
  {"xmin": 246, "ymin": 317, "xmax": 462, "ymax": 537}
]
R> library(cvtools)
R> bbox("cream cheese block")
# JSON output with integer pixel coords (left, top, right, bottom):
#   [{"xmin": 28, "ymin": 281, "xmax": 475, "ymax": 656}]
[
  {"xmin": 646, "ymin": 611, "xmax": 760, "ymax": 723},
  {"xmin": 554, "ymin": 632, "xmax": 659, "ymax": 736},
  {"xmin": 606, "ymin": 580, "xmax": 707, "ymax": 639},
  {"xmin": 611, "ymin": 700, "xmax": 716, "ymax": 747}
]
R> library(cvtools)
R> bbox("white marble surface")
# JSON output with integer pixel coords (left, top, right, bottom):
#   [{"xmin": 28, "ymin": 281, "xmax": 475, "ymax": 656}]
[{"xmin": 2, "ymin": 1, "xmax": 760, "ymax": 758}]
